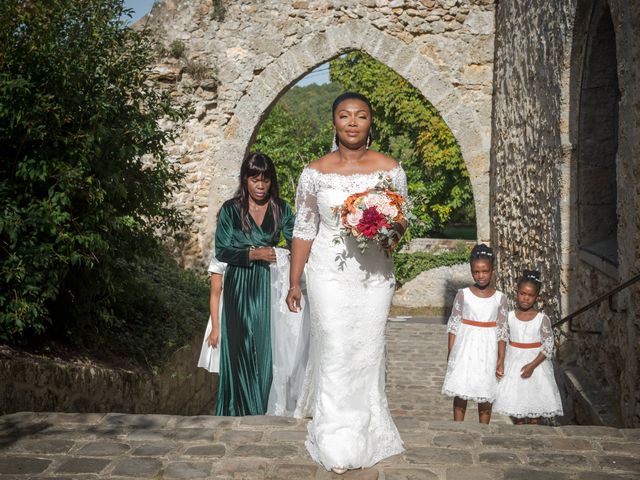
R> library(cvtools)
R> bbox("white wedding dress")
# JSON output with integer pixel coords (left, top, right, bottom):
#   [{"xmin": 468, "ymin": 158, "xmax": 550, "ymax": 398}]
[{"xmin": 292, "ymin": 165, "xmax": 406, "ymax": 470}]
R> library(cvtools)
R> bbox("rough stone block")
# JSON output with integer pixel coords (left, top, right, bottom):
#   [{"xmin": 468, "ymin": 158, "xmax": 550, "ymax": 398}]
[
  {"xmin": 239, "ymin": 415, "xmax": 298, "ymax": 427},
  {"xmin": 393, "ymin": 263, "xmax": 470, "ymax": 309},
  {"xmin": 76, "ymin": 441, "xmax": 130, "ymax": 456},
  {"xmin": 132, "ymin": 442, "xmax": 176, "ymax": 456},
  {"xmin": 272, "ymin": 463, "xmax": 319, "ymax": 478},
  {"xmin": 598, "ymin": 442, "xmax": 640, "ymax": 456},
  {"xmin": 268, "ymin": 430, "xmax": 308, "ymax": 442},
  {"xmin": 184, "ymin": 444, "xmax": 226, "ymax": 456},
  {"xmin": 596, "ymin": 455, "xmax": 640, "ymax": 473},
  {"xmin": 233, "ymin": 443, "xmax": 298, "ymax": 458},
  {"xmin": 214, "ymin": 458, "xmax": 270, "ymax": 476},
  {"xmin": 431, "ymin": 432, "xmax": 479, "ymax": 448},
  {"xmin": 445, "ymin": 465, "xmax": 503, "ymax": 480},
  {"xmin": 174, "ymin": 415, "xmax": 234, "ymax": 429},
  {"xmin": 481, "ymin": 435, "xmax": 548, "ymax": 450},
  {"xmin": 164, "ymin": 461, "xmax": 212, "ymax": 478},
  {"xmin": 561, "ymin": 426, "xmax": 624, "ymax": 438},
  {"xmin": 102, "ymin": 413, "xmax": 172, "ymax": 429},
  {"xmin": 0, "ymin": 457, "xmax": 51, "ymax": 475},
  {"xmin": 525, "ymin": 453, "xmax": 592, "ymax": 468},
  {"xmin": 218, "ymin": 430, "xmax": 264, "ymax": 443},
  {"xmin": 404, "ymin": 447, "xmax": 473, "ymax": 465},
  {"xmin": 111, "ymin": 457, "xmax": 163, "ymax": 477},
  {"xmin": 10, "ymin": 438, "xmax": 74, "ymax": 454},
  {"xmin": 173, "ymin": 428, "xmax": 216, "ymax": 441},
  {"xmin": 385, "ymin": 468, "xmax": 439, "ymax": 479},
  {"xmin": 479, "ymin": 451, "xmax": 522, "ymax": 464},
  {"xmin": 503, "ymin": 467, "xmax": 572, "ymax": 480},
  {"xmin": 547, "ymin": 437, "xmax": 596, "ymax": 451},
  {"xmin": 56, "ymin": 458, "xmax": 110, "ymax": 474}
]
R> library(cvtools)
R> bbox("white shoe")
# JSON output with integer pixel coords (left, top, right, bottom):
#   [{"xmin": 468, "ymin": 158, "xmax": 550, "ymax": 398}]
[{"xmin": 331, "ymin": 467, "xmax": 347, "ymax": 475}]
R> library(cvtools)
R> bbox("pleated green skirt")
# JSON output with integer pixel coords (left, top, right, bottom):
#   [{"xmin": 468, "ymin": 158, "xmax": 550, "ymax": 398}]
[{"xmin": 215, "ymin": 261, "xmax": 272, "ymax": 416}]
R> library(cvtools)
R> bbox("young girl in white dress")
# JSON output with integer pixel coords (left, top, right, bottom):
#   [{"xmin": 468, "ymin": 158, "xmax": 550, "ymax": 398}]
[
  {"xmin": 494, "ymin": 270, "xmax": 563, "ymax": 423},
  {"xmin": 442, "ymin": 244, "xmax": 509, "ymax": 423}
]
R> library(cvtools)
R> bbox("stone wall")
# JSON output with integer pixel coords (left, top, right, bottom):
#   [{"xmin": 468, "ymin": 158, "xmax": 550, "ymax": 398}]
[
  {"xmin": 491, "ymin": 0, "xmax": 640, "ymax": 427},
  {"xmin": 0, "ymin": 335, "xmax": 216, "ymax": 416},
  {"xmin": 142, "ymin": 0, "xmax": 497, "ymax": 267}
]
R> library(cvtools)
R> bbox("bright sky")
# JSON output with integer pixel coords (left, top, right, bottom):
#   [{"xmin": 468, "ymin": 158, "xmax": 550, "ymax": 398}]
[
  {"xmin": 123, "ymin": 0, "xmax": 156, "ymax": 23},
  {"xmin": 123, "ymin": 0, "xmax": 330, "ymax": 85}
]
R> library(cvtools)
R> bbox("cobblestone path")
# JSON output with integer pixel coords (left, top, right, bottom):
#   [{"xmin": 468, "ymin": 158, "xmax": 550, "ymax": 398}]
[{"xmin": 1, "ymin": 322, "xmax": 639, "ymax": 479}]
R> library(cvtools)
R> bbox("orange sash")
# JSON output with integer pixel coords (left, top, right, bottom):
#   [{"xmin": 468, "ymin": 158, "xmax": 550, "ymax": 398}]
[
  {"xmin": 462, "ymin": 319, "xmax": 497, "ymax": 328},
  {"xmin": 509, "ymin": 341, "xmax": 542, "ymax": 349}
]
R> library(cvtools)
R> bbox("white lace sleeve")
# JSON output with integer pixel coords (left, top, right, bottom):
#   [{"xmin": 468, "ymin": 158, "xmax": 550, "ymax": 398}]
[
  {"xmin": 496, "ymin": 293, "xmax": 509, "ymax": 342},
  {"xmin": 293, "ymin": 168, "xmax": 319, "ymax": 241},
  {"xmin": 446, "ymin": 289, "xmax": 464, "ymax": 335},
  {"xmin": 540, "ymin": 314, "xmax": 555, "ymax": 358},
  {"xmin": 391, "ymin": 165, "xmax": 408, "ymax": 197}
]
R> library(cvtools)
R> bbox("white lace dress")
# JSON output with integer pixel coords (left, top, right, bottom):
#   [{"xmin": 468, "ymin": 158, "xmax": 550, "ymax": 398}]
[
  {"xmin": 493, "ymin": 311, "xmax": 564, "ymax": 418},
  {"xmin": 442, "ymin": 288, "xmax": 508, "ymax": 403},
  {"xmin": 292, "ymin": 166, "xmax": 406, "ymax": 470}
]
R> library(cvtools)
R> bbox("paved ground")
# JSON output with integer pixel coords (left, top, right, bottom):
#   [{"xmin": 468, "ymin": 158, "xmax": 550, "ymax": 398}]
[{"xmin": 1, "ymin": 322, "xmax": 639, "ymax": 479}]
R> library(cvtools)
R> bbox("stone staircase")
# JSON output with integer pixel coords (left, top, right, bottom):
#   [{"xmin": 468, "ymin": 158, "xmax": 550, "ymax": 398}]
[{"xmin": 1, "ymin": 322, "xmax": 638, "ymax": 479}]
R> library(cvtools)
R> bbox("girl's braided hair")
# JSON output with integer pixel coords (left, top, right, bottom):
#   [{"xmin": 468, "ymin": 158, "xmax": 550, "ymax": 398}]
[
  {"xmin": 469, "ymin": 243, "xmax": 494, "ymax": 265},
  {"xmin": 517, "ymin": 269, "xmax": 542, "ymax": 293}
]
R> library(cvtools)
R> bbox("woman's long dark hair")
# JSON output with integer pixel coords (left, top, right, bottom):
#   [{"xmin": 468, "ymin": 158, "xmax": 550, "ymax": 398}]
[{"xmin": 233, "ymin": 152, "xmax": 281, "ymax": 233}]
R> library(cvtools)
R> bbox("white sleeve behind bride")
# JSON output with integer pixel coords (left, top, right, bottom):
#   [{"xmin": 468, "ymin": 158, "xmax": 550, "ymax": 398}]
[{"xmin": 267, "ymin": 247, "xmax": 310, "ymax": 416}]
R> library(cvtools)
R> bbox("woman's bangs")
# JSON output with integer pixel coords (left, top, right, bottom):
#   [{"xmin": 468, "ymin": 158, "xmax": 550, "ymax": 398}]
[{"xmin": 246, "ymin": 160, "xmax": 274, "ymax": 180}]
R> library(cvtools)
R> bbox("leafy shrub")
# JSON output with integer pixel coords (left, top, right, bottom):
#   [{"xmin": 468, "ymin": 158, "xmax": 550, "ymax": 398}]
[
  {"xmin": 393, "ymin": 250, "xmax": 470, "ymax": 288},
  {"xmin": 169, "ymin": 40, "xmax": 185, "ymax": 59},
  {"xmin": 105, "ymin": 250, "xmax": 210, "ymax": 370},
  {"xmin": 0, "ymin": 0, "xmax": 188, "ymax": 340},
  {"xmin": 183, "ymin": 59, "xmax": 211, "ymax": 81}
]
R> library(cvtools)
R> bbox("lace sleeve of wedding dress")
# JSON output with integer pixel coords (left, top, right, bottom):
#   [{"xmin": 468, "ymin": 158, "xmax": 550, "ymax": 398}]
[
  {"xmin": 446, "ymin": 289, "xmax": 464, "ymax": 335},
  {"xmin": 496, "ymin": 293, "xmax": 510, "ymax": 341},
  {"xmin": 390, "ymin": 165, "xmax": 408, "ymax": 197},
  {"xmin": 293, "ymin": 167, "xmax": 320, "ymax": 241},
  {"xmin": 540, "ymin": 313, "xmax": 555, "ymax": 358}
]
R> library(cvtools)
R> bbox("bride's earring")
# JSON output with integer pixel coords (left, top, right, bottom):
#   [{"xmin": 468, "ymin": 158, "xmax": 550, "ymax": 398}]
[
  {"xmin": 366, "ymin": 133, "xmax": 371, "ymax": 149},
  {"xmin": 331, "ymin": 131, "xmax": 339, "ymax": 152}
]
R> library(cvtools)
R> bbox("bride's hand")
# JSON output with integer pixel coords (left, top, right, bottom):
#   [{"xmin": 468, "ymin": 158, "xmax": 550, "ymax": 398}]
[{"xmin": 286, "ymin": 285, "xmax": 302, "ymax": 313}]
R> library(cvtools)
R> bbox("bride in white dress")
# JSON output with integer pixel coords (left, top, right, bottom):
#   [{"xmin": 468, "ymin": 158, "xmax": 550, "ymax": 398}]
[{"xmin": 286, "ymin": 93, "xmax": 406, "ymax": 474}]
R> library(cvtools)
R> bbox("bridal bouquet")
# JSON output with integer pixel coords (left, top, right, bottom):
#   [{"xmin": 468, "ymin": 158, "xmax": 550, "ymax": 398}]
[{"xmin": 332, "ymin": 175, "xmax": 408, "ymax": 254}]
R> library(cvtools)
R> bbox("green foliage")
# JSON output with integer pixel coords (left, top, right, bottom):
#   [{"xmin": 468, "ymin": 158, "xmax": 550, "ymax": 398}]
[
  {"xmin": 105, "ymin": 250, "xmax": 209, "ymax": 370},
  {"xmin": 183, "ymin": 59, "xmax": 211, "ymax": 81},
  {"xmin": 330, "ymin": 52, "xmax": 475, "ymax": 236},
  {"xmin": 169, "ymin": 40, "xmax": 185, "ymax": 59},
  {"xmin": 278, "ymin": 82, "xmax": 343, "ymax": 131},
  {"xmin": 393, "ymin": 248, "xmax": 471, "ymax": 288},
  {"xmin": 212, "ymin": 0, "xmax": 226, "ymax": 21},
  {"xmin": 0, "ymin": 0, "xmax": 188, "ymax": 340}
]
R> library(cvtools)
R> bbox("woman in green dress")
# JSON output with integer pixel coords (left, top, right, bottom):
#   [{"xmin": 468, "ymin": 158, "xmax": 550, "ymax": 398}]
[{"xmin": 214, "ymin": 152, "xmax": 295, "ymax": 416}]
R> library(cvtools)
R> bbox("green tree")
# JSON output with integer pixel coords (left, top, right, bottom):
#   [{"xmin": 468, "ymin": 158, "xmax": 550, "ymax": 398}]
[
  {"xmin": 0, "ymin": 0, "xmax": 188, "ymax": 340},
  {"xmin": 330, "ymin": 52, "xmax": 475, "ymax": 236},
  {"xmin": 253, "ymin": 101, "xmax": 334, "ymax": 206}
]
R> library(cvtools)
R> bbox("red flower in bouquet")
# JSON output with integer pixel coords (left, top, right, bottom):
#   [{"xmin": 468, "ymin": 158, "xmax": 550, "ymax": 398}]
[{"xmin": 358, "ymin": 206, "xmax": 391, "ymax": 239}]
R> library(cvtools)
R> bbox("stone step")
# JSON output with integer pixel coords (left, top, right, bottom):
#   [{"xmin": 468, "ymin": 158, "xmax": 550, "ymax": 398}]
[
  {"xmin": 1, "ymin": 323, "xmax": 638, "ymax": 478},
  {"xmin": 0, "ymin": 411, "xmax": 638, "ymax": 479}
]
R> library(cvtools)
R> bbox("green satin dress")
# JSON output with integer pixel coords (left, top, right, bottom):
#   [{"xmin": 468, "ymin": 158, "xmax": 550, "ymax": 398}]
[{"xmin": 214, "ymin": 198, "xmax": 295, "ymax": 416}]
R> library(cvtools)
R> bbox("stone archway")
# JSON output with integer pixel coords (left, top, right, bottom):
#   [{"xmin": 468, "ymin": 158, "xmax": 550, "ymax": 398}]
[{"xmin": 208, "ymin": 21, "xmax": 492, "ymax": 254}]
